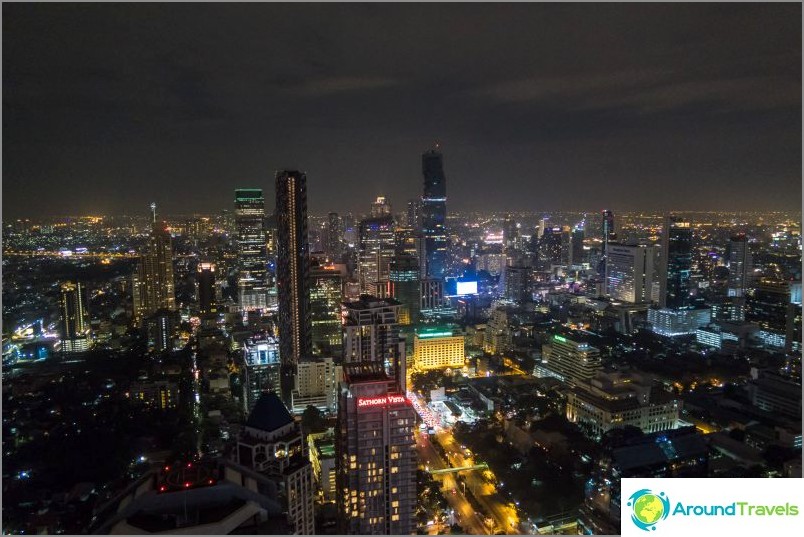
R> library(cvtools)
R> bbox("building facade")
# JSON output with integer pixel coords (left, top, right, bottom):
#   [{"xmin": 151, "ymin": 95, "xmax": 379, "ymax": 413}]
[{"xmin": 276, "ymin": 171, "xmax": 313, "ymax": 402}]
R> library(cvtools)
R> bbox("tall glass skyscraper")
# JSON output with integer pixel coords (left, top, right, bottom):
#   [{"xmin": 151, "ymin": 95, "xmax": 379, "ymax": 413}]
[
  {"xmin": 660, "ymin": 215, "xmax": 693, "ymax": 309},
  {"xmin": 275, "ymin": 170, "xmax": 312, "ymax": 403},
  {"xmin": 60, "ymin": 281, "xmax": 91, "ymax": 354},
  {"xmin": 421, "ymin": 149, "xmax": 447, "ymax": 280},
  {"xmin": 235, "ymin": 189, "xmax": 268, "ymax": 311}
]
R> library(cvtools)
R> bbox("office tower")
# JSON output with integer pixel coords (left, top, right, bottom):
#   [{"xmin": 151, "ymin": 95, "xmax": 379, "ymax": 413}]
[
  {"xmin": 534, "ymin": 218, "xmax": 546, "ymax": 240},
  {"xmin": 343, "ymin": 213, "xmax": 357, "ymax": 247},
  {"xmin": 327, "ymin": 212, "xmax": 342, "ymax": 260},
  {"xmin": 59, "ymin": 281, "xmax": 91, "ymax": 353},
  {"xmin": 235, "ymin": 189, "xmax": 269, "ymax": 311},
  {"xmin": 503, "ymin": 217, "xmax": 519, "ymax": 253},
  {"xmin": 503, "ymin": 264, "xmax": 531, "ymax": 303},
  {"xmin": 539, "ymin": 226, "xmax": 563, "ymax": 267},
  {"xmin": 420, "ymin": 279, "xmax": 445, "ymax": 312},
  {"xmin": 241, "ymin": 335, "xmax": 281, "ymax": 415},
  {"xmin": 337, "ymin": 296, "xmax": 416, "ymax": 534},
  {"xmin": 746, "ymin": 278, "xmax": 796, "ymax": 350},
  {"xmin": 541, "ymin": 334, "xmax": 602, "ymax": 385},
  {"xmin": 197, "ymin": 262, "xmax": 217, "ymax": 314},
  {"xmin": 571, "ymin": 222, "xmax": 585, "ymax": 266},
  {"xmin": 236, "ymin": 393, "xmax": 315, "ymax": 535},
  {"xmin": 560, "ymin": 225, "xmax": 572, "ymax": 265},
  {"xmin": 388, "ymin": 253, "xmax": 421, "ymax": 325},
  {"xmin": 309, "ymin": 264, "xmax": 344, "ymax": 357},
  {"xmin": 413, "ymin": 327, "xmax": 465, "ymax": 371},
  {"xmin": 127, "ymin": 379, "xmax": 179, "ymax": 410},
  {"xmin": 601, "ymin": 209, "xmax": 616, "ymax": 244},
  {"xmin": 291, "ymin": 357, "xmax": 342, "ymax": 413},
  {"xmin": 358, "ymin": 215, "xmax": 395, "ymax": 294},
  {"xmin": 371, "ymin": 196, "xmax": 392, "ymax": 218},
  {"xmin": 421, "ymin": 148, "xmax": 448, "ymax": 280},
  {"xmin": 659, "ymin": 215, "xmax": 693, "ymax": 309},
  {"xmin": 727, "ymin": 234, "xmax": 752, "ymax": 297},
  {"xmin": 134, "ymin": 216, "xmax": 176, "ymax": 322},
  {"xmin": 406, "ymin": 199, "xmax": 421, "ymax": 230},
  {"xmin": 144, "ymin": 309, "xmax": 175, "ymax": 353},
  {"xmin": 605, "ymin": 244, "xmax": 659, "ymax": 303},
  {"xmin": 276, "ymin": 170, "xmax": 313, "ymax": 403}
]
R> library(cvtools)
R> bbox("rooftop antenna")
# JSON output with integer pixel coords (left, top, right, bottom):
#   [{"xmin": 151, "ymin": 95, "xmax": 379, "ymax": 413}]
[{"xmin": 150, "ymin": 202, "xmax": 157, "ymax": 224}]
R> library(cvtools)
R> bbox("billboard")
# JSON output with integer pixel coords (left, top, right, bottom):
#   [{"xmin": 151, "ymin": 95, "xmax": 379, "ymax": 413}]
[{"xmin": 456, "ymin": 281, "xmax": 478, "ymax": 295}]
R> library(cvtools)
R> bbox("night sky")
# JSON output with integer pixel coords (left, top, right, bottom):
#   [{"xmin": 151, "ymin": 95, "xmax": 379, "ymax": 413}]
[{"xmin": 3, "ymin": 3, "xmax": 801, "ymax": 218}]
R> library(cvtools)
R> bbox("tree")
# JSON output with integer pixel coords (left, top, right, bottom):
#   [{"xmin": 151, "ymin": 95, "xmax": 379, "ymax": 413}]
[{"xmin": 301, "ymin": 405, "xmax": 326, "ymax": 434}]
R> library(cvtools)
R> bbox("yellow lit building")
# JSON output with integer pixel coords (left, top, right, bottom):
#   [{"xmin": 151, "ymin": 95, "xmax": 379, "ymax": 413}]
[{"xmin": 413, "ymin": 327, "xmax": 465, "ymax": 371}]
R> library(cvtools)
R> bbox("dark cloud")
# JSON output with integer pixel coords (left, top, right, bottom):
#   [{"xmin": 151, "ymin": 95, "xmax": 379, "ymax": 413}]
[{"xmin": 2, "ymin": 2, "xmax": 801, "ymax": 218}]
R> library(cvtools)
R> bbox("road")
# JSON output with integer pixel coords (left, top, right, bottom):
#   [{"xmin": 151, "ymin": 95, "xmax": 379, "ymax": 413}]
[
  {"xmin": 416, "ymin": 430, "xmax": 490, "ymax": 535},
  {"xmin": 434, "ymin": 429, "xmax": 521, "ymax": 535}
]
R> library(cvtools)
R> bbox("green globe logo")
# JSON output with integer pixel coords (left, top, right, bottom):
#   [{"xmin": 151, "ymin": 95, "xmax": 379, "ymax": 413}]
[{"xmin": 627, "ymin": 489, "xmax": 670, "ymax": 531}]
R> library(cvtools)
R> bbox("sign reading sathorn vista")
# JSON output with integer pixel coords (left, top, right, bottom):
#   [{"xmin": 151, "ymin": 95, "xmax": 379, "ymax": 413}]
[
  {"xmin": 622, "ymin": 479, "xmax": 802, "ymax": 535},
  {"xmin": 357, "ymin": 394, "xmax": 408, "ymax": 408}
]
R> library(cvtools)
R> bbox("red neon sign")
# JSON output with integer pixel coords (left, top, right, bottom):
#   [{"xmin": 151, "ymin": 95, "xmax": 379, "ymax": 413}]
[{"xmin": 357, "ymin": 394, "xmax": 408, "ymax": 408}]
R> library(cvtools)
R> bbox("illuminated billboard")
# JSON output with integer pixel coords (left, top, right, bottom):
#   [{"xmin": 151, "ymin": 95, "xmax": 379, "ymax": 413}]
[{"xmin": 456, "ymin": 281, "xmax": 478, "ymax": 295}]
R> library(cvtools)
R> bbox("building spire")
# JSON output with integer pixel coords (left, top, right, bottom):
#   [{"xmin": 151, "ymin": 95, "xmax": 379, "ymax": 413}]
[{"xmin": 150, "ymin": 202, "xmax": 157, "ymax": 224}]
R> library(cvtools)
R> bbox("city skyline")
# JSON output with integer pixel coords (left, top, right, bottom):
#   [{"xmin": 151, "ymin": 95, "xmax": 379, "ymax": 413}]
[{"xmin": 3, "ymin": 3, "xmax": 801, "ymax": 218}]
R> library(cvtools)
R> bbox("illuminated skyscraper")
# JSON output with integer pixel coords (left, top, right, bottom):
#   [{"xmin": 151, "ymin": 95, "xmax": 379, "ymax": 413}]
[
  {"xmin": 571, "ymin": 222, "xmax": 586, "ymax": 266},
  {"xmin": 197, "ymin": 262, "xmax": 217, "ymax": 314},
  {"xmin": 406, "ymin": 199, "xmax": 421, "ymax": 230},
  {"xmin": 241, "ymin": 335, "xmax": 282, "ymax": 414},
  {"xmin": 388, "ymin": 253, "xmax": 421, "ymax": 325},
  {"xmin": 326, "ymin": 212, "xmax": 342, "ymax": 260},
  {"xmin": 605, "ymin": 244, "xmax": 659, "ymax": 303},
  {"xmin": 235, "ymin": 189, "xmax": 269, "ymax": 311},
  {"xmin": 358, "ymin": 215, "xmax": 395, "ymax": 294},
  {"xmin": 276, "ymin": 170, "xmax": 312, "ymax": 403},
  {"xmin": 59, "ymin": 281, "xmax": 91, "ymax": 353},
  {"xmin": 371, "ymin": 196, "xmax": 392, "ymax": 218},
  {"xmin": 336, "ymin": 297, "xmax": 415, "ymax": 534},
  {"xmin": 421, "ymin": 148, "xmax": 447, "ymax": 280},
  {"xmin": 727, "ymin": 234, "xmax": 752, "ymax": 298},
  {"xmin": 134, "ymin": 212, "xmax": 176, "ymax": 321},
  {"xmin": 659, "ymin": 215, "xmax": 693, "ymax": 309},
  {"xmin": 309, "ymin": 263, "xmax": 344, "ymax": 357}
]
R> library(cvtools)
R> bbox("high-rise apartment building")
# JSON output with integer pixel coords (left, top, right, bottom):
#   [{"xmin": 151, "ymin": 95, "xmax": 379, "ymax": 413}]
[
  {"xmin": 291, "ymin": 357, "xmax": 342, "ymax": 414},
  {"xmin": 134, "ymin": 218, "xmax": 176, "ymax": 321},
  {"xmin": 276, "ymin": 170, "xmax": 313, "ymax": 403},
  {"xmin": 659, "ymin": 215, "xmax": 693, "ymax": 309},
  {"xmin": 197, "ymin": 262, "xmax": 217, "ymax": 314},
  {"xmin": 727, "ymin": 234, "xmax": 752, "ymax": 298},
  {"xmin": 358, "ymin": 215, "xmax": 396, "ymax": 294},
  {"xmin": 336, "ymin": 296, "xmax": 416, "ymax": 534},
  {"xmin": 605, "ymin": 244, "xmax": 659, "ymax": 303},
  {"xmin": 59, "ymin": 281, "xmax": 91, "ymax": 353},
  {"xmin": 309, "ymin": 264, "xmax": 344, "ymax": 357},
  {"xmin": 326, "ymin": 212, "xmax": 342, "ymax": 261},
  {"xmin": 571, "ymin": 222, "xmax": 586, "ymax": 266},
  {"xmin": 421, "ymin": 149, "xmax": 447, "ymax": 280},
  {"xmin": 235, "ymin": 189, "xmax": 269, "ymax": 311},
  {"xmin": 406, "ymin": 199, "xmax": 421, "ymax": 230}
]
